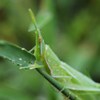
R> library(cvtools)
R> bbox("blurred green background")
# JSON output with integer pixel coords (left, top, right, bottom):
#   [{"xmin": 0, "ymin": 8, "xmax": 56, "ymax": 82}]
[{"xmin": 0, "ymin": 0, "xmax": 100, "ymax": 100}]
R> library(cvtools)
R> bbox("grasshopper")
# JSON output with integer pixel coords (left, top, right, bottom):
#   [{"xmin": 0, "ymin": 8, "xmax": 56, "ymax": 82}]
[{"xmin": 28, "ymin": 9, "xmax": 100, "ymax": 99}]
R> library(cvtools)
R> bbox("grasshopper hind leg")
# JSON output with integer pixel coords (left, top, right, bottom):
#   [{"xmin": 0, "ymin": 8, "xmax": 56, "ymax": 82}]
[{"xmin": 51, "ymin": 74, "xmax": 72, "ymax": 92}]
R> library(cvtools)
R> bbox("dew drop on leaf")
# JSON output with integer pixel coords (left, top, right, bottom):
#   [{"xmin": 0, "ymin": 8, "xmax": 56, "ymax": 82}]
[
  {"xmin": 21, "ymin": 48, "xmax": 25, "ymax": 50},
  {"xmin": 19, "ymin": 58, "xmax": 22, "ymax": 61}
]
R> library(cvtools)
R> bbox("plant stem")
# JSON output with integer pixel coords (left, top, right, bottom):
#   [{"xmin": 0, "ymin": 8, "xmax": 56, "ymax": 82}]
[{"xmin": 36, "ymin": 68, "xmax": 78, "ymax": 100}]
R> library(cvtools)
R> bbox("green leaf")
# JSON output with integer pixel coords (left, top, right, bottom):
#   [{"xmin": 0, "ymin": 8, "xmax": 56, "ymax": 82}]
[
  {"xmin": 0, "ymin": 40, "xmax": 35, "ymax": 67},
  {"xmin": 0, "ymin": 40, "xmax": 77, "ymax": 100}
]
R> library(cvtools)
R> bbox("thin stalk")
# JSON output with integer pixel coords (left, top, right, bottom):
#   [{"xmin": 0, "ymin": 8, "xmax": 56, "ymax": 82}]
[{"xmin": 36, "ymin": 68, "xmax": 78, "ymax": 100}]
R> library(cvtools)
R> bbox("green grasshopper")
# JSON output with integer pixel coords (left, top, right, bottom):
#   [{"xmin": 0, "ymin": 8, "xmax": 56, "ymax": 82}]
[{"xmin": 28, "ymin": 9, "xmax": 100, "ymax": 99}]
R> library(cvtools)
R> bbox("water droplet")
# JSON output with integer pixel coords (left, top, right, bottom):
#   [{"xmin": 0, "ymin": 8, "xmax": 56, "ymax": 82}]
[
  {"xmin": 21, "ymin": 48, "xmax": 25, "ymax": 50},
  {"xmin": 19, "ymin": 64, "xmax": 22, "ymax": 66},
  {"xmin": 19, "ymin": 67, "xmax": 23, "ymax": 69},
  {"xmin": 19, "ymin": 58, "xmax": 22, "ymax": 61}
]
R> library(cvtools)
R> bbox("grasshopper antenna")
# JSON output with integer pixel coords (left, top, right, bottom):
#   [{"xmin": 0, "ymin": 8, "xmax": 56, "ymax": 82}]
[{"xmin": 28, "ymin": 8, "xmax": 45, "ymax": 61}]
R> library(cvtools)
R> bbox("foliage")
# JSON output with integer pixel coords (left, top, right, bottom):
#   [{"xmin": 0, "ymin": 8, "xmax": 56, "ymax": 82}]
[
  {"xmin": 0, "ymin": 9, "xmax": 100, "ymax": 100},
  {"xmin": 0, "ymin": 0, "xmax": 100, "ymax": 100}
]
